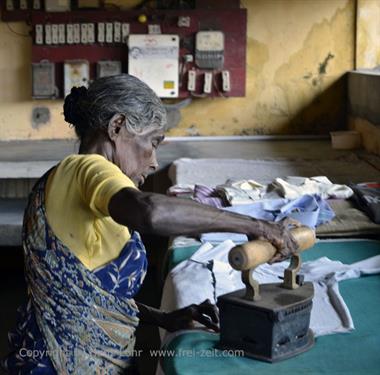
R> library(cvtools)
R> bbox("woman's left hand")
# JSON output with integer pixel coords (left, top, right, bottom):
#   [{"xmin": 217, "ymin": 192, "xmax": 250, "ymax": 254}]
[{"xmin": 160, "ymin": 299, "xmax": 219, "ymax": 332}]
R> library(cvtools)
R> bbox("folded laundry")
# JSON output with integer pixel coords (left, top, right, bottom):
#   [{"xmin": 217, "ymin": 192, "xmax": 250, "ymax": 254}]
[
  {"xmin": 272, "ymin": 176, "xmax": 353, "ymax": 200},
  {"xmin": 168, "ymin": 177, "xmax": 353, "ymax": 209},
  {"xmin": 209, "ymin": 176, "xmax": 353, "ymax": 205},
  {"xmin": 216, "ymin": 179, "xmax": 266, "ymax": 205},
  {"xmin": 200, "ymin": 194, "xmax": 335, "ymax": 243},
  {"xmin": 351, "ymin": 182, "xmax": 380, "ymax": 224},
  {"xmin": 160, "ymin": 240, "xmax": 380, "ymax": 338}
]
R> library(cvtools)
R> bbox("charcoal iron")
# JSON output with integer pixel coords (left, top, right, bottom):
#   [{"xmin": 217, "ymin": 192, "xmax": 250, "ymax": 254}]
[{"xmin": 218, "ymin": 227, "xmax": 316, "ymax": 362}]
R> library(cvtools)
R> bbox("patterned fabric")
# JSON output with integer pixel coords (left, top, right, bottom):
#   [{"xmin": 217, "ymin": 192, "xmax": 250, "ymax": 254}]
[
  {"xmin": 2, "ymin": 169, "xmax": 147, "ymax": 374},
  {"xmin": 193, "ymin": 184, "xmax": 225, "ymax": 208}
]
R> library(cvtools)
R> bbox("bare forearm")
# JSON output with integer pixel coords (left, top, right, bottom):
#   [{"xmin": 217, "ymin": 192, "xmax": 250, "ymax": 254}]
[
  {"xmin": 110, "ymin": 189, "xmax": 263, "ymax": 238},
  {"xmin": 148, "ymin": 193, "xmax": 257, "ymax": 236}
]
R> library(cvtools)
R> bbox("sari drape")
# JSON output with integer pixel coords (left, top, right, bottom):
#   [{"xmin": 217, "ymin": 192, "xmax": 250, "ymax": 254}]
[{"xmin": 2, "ymin": 169, "xmax": 147, "ymax": 374}]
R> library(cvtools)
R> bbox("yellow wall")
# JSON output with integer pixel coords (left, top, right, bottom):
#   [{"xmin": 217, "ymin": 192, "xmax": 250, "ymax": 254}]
[
  {"xmin": 356, "ymin": 0, "xmax": 380, "ymax": 69},
  {"xmin": 169, "ymin": 0, "xmax": 355, "ymax": 136},
  {"xmin": 0, "ymin": 0, "xmax": 361, "ymax": 140}
]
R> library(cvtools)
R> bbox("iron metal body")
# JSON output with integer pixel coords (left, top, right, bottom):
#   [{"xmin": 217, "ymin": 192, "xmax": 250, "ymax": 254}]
[
  {"xmin": 219, "ymin": 241, "xmax": 316, "ymax": 363},
  {"xmin": 218, "ymin": 281, "xmax": 314, "ymax": 362}
]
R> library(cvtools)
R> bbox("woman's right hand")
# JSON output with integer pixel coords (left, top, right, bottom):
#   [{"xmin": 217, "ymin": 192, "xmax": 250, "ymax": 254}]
[{"xmin": 248, "ymin": 219, "xmax": 300, "ymax": 263}]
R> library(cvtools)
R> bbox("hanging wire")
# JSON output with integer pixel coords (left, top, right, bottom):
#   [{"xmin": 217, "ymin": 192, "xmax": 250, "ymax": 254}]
[{"xmin": 6, "ymin": 22, "xmax": 30, "ymax": 37}]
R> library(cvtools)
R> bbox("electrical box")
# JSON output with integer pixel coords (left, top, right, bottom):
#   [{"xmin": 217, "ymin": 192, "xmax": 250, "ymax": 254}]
[
  {"xmin": 23, "ymin": 7, "xmax": 246, "ymax": 99},
  {"xmin": 128, "ymin": 34, "xmax": 179, "ymax": 98},
  {"xmin": 32, "ymin": 60, "xmax": 56, "ymax": 99},
  {"xmin": 33, "ymin": 0, "xmax": 41, "ymax": 10},
  {"xmin": 45, "ymin": 0, "xmax": 70, "ymax": 12},
  {"xmin": 64, "ymin": 60, "xmax": 89, "ymax": 97},
  {"xmin": 6, "ymin": 0, "xmax": 14, "ymax": 11},
  {"xmin": 97, "ymin": 61, "xmax": 122, "ymax": 78},
  {"xmin": 195, "ymin": 31, "xmax": 224, "ymax": 69}
]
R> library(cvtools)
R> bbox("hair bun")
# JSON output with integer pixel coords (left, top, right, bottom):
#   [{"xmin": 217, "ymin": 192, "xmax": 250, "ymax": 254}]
[{"xmin": 63, "ymin": 86, "xmax": 89, "ymax": 137}]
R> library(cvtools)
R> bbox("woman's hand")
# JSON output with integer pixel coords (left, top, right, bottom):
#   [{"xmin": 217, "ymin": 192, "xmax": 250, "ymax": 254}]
[
  {"xmin": 160, "ymin": 299, "xmax": 219, "ymax": 333},
  {"xmin": 250, "ymin": 218, "xmax": 301, "ymax": 263}
]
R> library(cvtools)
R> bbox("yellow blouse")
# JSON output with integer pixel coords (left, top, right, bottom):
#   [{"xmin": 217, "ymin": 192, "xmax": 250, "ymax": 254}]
[{"xmin": 45, "ymin": 154, "xmax": 136, "ymax": 270}]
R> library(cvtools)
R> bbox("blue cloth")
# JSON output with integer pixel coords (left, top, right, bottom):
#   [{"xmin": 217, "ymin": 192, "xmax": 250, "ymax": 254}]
[
  {"xmin": 201, "ymin": 194, "xmax": 335, "ymax": 243},
  {"xmin": 2, "ymin": 169, "xmax": 147, "ymax": 374}
]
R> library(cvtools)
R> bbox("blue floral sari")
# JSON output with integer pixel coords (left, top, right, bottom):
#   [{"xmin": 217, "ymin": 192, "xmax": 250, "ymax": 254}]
[{"xmin": 2, "ymin": 169, "xmax": 147, "ymax": 374}]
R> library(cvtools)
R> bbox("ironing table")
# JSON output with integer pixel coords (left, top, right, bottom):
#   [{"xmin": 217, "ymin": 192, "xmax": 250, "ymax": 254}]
[
  {"xmin": 160, "ymin": 239, "xmax": 380, "ymax": 375},
  {"xmin": 158, "ymin": 155, "xmax": 380, "ymax": 374}
]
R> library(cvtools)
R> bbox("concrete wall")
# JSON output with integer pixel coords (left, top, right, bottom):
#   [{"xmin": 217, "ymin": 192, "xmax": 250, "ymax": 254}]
[
  {"xmin": 348, "ymin": 0, "xmax": 380, "ymax": 156},
  {"xmin": 356, "ymin": 0, "xmax": 380, "ymax": 69},
  {"xmin": 0, "ymin": 0, "xmax": 359, "ymax": 140},
  {"xmin": 348, "ymin": 71, "xmax": 380, "ymax": 155}
]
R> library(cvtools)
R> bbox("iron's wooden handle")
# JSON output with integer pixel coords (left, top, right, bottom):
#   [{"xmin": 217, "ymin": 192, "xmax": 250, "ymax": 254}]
[{"xmin": 228, "ymin": 226, "xmax": 316, "ymax": 271}]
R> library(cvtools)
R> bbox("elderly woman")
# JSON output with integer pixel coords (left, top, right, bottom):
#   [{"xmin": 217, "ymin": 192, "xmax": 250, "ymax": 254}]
[{"xmin": 2, "ymin": 74, "xmax": 297, "ymax": 374}]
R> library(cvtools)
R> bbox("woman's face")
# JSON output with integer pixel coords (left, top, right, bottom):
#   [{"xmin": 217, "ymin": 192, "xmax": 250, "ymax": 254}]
[{"xmin": 113, "ymin": 125, "xmax": 165, "ymax": 187}]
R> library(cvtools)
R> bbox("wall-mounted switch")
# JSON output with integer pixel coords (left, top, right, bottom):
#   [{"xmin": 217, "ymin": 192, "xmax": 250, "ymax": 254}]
[
  {"xmin": 87, "ymin": 24, "xmax": 95, "ymax": 43},
  {"xmin": 35, "ymin": 25, "xmax": 43, "ymax": 45},
  {"xmin": 114, "ymin": 22, "xmax": 121, "ymax": 43},
  {"xmin": 51, "ymin": 24, "xmax": 58, "ymax": 44},
  {"xmin": 222, "ymin": 70, "xmax": 231, "ymax": 92},
  {"xmin": 106, "ymin": 23, "xmax": 113, "ymax": 43},
  {"xmin": 81, "ymin": 24, "xmax": 88, "ymax": 44},
  {"xmin": 187, "ymin": 70, "xmax": 196, "ymax": 91},
  {"xmin": 45, "ymin": 25, "xmax": 52, "ymax": 45},
  {"xmin": 6, "ymin": 0, "xmax": 14, "ymax": 10},
  {"xmin": 58, "ymin": 24, "xmax": 65, "ymax": 44},
  {"xmin": 122, "ymin": 23, "xmax": 129, "ymax": 43},
  {"xmin": 178, "ymin": 16, "xmax": 190, "ymax": 27},
  {"xmin": 73, "ymin": 24, "xmax": 80, "ymax": 44},
  {"xmin": 98, "ymin": 23, "xmax": 105, "ymax": 43},
  {"xmin": 203, "ymin": 72, "xmax": 212, "ymax": 94},
  {"xmin": 19, "ymin": 0, "xmax": 28, "ymax": 9},
  {"xmin": 66, "ymin": 24, "xmax": 74, "ymax": 44},
  {"xmin": 33, "ymin": 0, "xmax": 41, "ymax": 9},
  {"xmin": 148, "ymin": 24, "xmax": 161, "ymax": 34}
]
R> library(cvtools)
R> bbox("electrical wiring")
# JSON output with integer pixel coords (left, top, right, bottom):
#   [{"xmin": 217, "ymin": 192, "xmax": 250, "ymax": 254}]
[{"xmin": 6, "ymin": 22, "xmax": 30, "ymax": 37}]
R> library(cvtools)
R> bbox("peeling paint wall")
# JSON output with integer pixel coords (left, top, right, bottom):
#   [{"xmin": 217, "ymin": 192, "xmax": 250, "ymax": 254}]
[
  {"xmin": 169, "ymin": 0, "xmax": 355, "ymax": 136},
  {"xmin": 350, "ymin": 0, "xmax": 380, "ymax": 156},
  {"xmin": 0, "ymin": 23, "xmax": 73, "ymax": 140},
  {"xmin": 356, "ymin": 0, "xmax": 380, "ymax": 69},
  {"xmin": 0, "ymin": 0, "xmax": 358, "ymax": 140}
]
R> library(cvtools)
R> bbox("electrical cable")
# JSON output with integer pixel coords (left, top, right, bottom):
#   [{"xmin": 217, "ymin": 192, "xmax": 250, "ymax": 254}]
[{"xmin": 6, "ymin": 22, "xmax": 30, "ymax": 37}]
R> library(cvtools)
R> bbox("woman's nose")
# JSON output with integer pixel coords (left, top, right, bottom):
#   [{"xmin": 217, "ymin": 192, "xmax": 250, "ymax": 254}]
[{"xmin": 150, "ymin": 152, "xmax": 159, "ymax": 171}]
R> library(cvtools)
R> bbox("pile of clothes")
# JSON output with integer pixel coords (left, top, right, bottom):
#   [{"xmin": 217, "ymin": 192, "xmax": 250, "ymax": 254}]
[{"xmin": 168, "ymin": 176, "xmax": 380, "ymax": 243}]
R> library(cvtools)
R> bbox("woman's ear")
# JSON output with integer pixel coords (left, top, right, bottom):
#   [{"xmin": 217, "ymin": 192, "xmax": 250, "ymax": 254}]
[{"xmin": 108, "ymin": 113, "xmax": 127, "ymax": 140}]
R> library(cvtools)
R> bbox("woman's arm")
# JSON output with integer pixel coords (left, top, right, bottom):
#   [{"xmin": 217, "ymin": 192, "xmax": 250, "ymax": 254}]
[{"xmin": 109, "ymin": 187, "xmax": 298, "ymax": 258}]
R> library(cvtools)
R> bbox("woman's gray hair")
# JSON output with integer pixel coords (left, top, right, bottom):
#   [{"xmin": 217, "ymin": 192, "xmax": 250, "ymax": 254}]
[{"xmin": 63, "ymin": 74, "xmax": 167, "ymax": 139}]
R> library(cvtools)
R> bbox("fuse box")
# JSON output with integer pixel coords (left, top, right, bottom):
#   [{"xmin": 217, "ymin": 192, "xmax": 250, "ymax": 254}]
[{"xmin": 1, "ymin": 3, "xmax": 246, "ymax": 99}]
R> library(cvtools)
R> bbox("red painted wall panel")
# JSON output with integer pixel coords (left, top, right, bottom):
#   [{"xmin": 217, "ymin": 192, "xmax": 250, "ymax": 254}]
[{"xmin": 7, "ymin": 8, "xmax": 247, "ymax": 98}]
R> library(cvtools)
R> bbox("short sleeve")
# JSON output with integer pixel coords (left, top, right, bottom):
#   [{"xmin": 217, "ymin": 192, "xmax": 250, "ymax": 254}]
[{"xmin": 74, "ymin": 155, "xmax": 137, "ymax": 217}]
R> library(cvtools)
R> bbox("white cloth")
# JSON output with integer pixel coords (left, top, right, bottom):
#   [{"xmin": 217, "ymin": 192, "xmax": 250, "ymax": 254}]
[
  {"xmin": 160, "ymin": 241, "xmax": 380, "ymax": 339},
  {"xmin": 216, "ymin": 179, "xmax": 266, "ymax": 205},
  {"xmin": 188, "ymin": 176, "xmax": 353, "ymax": 206},
  {"xmin": 272, "ymin": 176, "xmax": 354, "ymax": 200}
]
